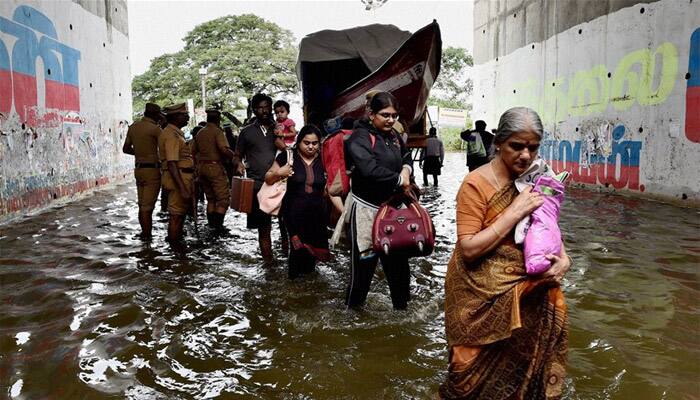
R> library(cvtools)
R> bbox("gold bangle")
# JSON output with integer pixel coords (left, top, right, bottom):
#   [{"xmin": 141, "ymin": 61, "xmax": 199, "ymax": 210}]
[{"xmin": 491, "ymin": 224, "xmax": 505, "ymax": 238}]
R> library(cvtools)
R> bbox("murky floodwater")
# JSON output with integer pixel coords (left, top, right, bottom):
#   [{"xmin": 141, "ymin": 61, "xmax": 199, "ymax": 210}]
[{"xmin": 1, "ymin": 152, "xmax": 698, "ymax": 399}]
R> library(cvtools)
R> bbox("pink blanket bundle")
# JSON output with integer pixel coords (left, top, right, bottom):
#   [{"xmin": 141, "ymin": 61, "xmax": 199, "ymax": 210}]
[{"xmin": 524, "ymin": 174, "xmax": 567, "ymax": 275}]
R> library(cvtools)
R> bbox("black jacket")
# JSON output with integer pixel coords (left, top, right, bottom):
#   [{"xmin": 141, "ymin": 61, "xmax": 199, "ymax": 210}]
[{"xmin": 346, "ymin": 119, "xmax": 413, "ymax": 206}]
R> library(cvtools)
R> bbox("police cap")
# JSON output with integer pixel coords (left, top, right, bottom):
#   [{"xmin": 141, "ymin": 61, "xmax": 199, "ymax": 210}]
[{"xmin": 163, "ymin": 103, "xmax": 188, "ymax": 115}]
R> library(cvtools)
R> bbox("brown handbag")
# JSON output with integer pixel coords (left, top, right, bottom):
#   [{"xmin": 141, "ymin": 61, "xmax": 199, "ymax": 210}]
[{"xmin": 230, "ymin": 175, "xmax": 255, "ymax": 213}]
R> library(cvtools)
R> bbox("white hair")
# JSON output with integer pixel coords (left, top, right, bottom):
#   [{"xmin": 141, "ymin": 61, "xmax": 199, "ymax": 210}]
[{"xmin": 495, "ymin": 107, "xmax": 543, "ymax": 145}]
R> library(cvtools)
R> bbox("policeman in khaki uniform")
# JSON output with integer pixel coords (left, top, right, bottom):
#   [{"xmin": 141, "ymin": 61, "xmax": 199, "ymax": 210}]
[
  {"xmin": 122, "ymin": 102, "xmax": 163, "ymax": 239},
  {"xmin": 191, "ymin": 109, "xmax": 235, "ymax": 229},
  {"xmin": 159, "ymin": 103, "xmax": 193, "ymax": 242}
]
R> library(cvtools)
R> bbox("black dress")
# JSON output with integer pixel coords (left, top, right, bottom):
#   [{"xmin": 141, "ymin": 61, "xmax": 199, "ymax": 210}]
[
  {"xmin": 276, "ymin": 150, "xmax": 328, "ymax": 279},
  {"xmin": 423, "ymin": 156, "xmax": 442, "ymax": 175}
]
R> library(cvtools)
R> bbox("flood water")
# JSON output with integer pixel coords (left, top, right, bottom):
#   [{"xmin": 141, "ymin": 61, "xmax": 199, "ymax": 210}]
[{"xmin": 1, "ymin": 152, "xmax": 698, "ymax": 399}]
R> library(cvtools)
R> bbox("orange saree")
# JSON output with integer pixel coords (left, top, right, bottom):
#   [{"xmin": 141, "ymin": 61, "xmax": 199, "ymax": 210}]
[{"xmin": 441, "ymin": 175, "xmax": 568, "ymax": 399}]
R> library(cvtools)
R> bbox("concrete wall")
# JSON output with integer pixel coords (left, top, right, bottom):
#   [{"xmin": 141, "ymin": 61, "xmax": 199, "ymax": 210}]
[
  {"xmin": 0, "ymin": 0, "xmax": 132, "ymax": 222},
  {"xmin": 472, "ymin": 0, "xmax": 700, "ymax": 203}
]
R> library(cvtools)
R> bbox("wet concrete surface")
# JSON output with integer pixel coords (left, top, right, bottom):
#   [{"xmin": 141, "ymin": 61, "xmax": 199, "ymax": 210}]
[{"xmin": 1, "ymin": 152, "xmax": 698, "ymax": 399}]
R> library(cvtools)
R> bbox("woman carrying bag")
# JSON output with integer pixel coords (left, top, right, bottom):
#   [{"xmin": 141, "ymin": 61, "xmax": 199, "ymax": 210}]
[
  {"xmin": 345, "ymin": 91, "xmax": 414, "ymax": 310},
  {"xmin": 440, "ymin": 107, "xmax": 570, "ymax": 399},
  {"xmin": 264, "ymin": 125, "xmax": 328, "ymax": 279}
]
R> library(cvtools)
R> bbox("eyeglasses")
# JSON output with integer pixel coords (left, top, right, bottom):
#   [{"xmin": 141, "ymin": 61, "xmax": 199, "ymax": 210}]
[
  {"xmin": 377, "ymin": 112, "xmax": 399, "ymax": 120},
  {"xmin": 507, "ymin": 142, "xmax": 540, "ymax": 152}
]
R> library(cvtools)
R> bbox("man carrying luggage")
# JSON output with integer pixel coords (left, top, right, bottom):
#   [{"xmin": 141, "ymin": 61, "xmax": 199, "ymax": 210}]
[{"xmin": 234, "ymin": 93, "xmax": 286, "ymax": 263}]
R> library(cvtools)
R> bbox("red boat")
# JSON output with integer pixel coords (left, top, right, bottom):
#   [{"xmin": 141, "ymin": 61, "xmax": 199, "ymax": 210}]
[{"xmin": 297, "ymin": 21, "xmax": 442, "ymax": 142}]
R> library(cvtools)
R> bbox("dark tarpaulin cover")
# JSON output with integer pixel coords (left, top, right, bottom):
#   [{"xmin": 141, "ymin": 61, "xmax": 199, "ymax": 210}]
[
  {"xmin": 297, "ymin": 24, "xmax": 411, "ymax": 78},
  {"xmin": 297, "ymin": 24, "xmax": 411, "ymax": 124}
]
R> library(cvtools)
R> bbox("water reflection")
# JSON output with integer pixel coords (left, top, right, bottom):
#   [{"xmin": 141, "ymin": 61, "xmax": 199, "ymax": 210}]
[{"xmin": 0, "ymin": 153, "xmax": 698, "ymax": 399}]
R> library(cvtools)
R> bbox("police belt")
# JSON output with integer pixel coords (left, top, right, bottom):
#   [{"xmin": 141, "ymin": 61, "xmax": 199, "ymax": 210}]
[
  {"xmin": 135, "ymin": 162, "xmax": 160, "ymax": 169},
  {"xmin": 161, "ymin": 164, "xmax": 195, "ymax": 174}
]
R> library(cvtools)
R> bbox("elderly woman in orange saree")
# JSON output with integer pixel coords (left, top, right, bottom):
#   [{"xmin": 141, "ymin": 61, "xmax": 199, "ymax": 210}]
[{"xmin": 440, "ymin": 107, "xmax": 571, "ymax": 399}]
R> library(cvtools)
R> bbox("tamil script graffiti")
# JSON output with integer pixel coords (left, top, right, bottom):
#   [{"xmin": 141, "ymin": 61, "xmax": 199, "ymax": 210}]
[
  {"xmin": 687, "ymin": 27, "xmax": 700, "ymax": 143},
  {"xmin": 0, "ymin": 5, "xmax": 81, "ymax": 124},
  {"xmin": 512, "ymin": 43, "xmax": 679, "ymax": 127},
  {"xmin": 540, "ymin": 125, "xmax": 644, "ymax": 191}
]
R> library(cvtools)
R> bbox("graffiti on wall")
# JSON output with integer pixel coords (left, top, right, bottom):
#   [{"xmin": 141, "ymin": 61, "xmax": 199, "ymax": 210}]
[
  {"xmin": 687, "ymin": 28, "xmax": 700, "ymax": 143},
  {"xmin": 509, "ymin": 42, "xmax": 679, "ymax": 127},
  {"xmin": 0, "ymin": 3, "xmax": 135, "ymax": 219},
  {"xmin": 540, "ymin": 125, "xmax": 644, "ymax": 191},
  {"xmin": 0, "ymin": 5, "xmax": 81, "ymax": 124}
]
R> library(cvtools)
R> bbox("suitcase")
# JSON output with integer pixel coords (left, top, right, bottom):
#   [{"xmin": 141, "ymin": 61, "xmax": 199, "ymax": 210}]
[
  {"xmin": 372, "ymin": 192, "xmax": 435, "ymax": 258},
  {"xmin": 230, "ymin": 176, "xmax": 255, "ymax": 213}
]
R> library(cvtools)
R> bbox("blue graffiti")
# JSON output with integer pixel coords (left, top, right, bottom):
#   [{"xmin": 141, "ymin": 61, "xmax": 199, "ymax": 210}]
[
  {"xmin": 687, "ymin": 27, "xmax": 700, "ymax": 142},
  {"xmin": 540, "ymin": 126, "xmax": 644, "ymax": 190},
  {"xmin": 12, "ymin": 5, "xmax": 57, "ymax": 37},
  {"xmin": 1, "ymin": 5, "xmax": 80, "ymax": 82},
  {"xmin": 0, "ymin": 31, "xmax": 9, "ymax": 70},
  {"xmin": 0, "ymin": 5, "xmax": 82, "ymax": 118},
  {"xmin": 689, "ymin": 28, "xmax": 700, "ymax": 87},
  {"xmin": 541, "ymin": 138, "xmax": 641, "ymax": 167}
]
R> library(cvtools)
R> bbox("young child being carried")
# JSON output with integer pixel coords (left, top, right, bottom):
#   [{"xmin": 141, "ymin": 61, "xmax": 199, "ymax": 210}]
[{"xmin": 274, "ymin": 100, "xmax": 297, "ymax": 147}]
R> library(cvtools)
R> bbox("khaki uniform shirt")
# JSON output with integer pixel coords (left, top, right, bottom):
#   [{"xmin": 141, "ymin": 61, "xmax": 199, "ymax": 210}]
[
  {"xmin": 192, "ymin": 123, "xmax": 230, "ymax": 161},
  {"xmin": 158, "ymin": 124, "xmax": 194, "ymax": 169},
  {"xmin": 124, "ymin": 117, "xmax": 161, "ymax": 164}
]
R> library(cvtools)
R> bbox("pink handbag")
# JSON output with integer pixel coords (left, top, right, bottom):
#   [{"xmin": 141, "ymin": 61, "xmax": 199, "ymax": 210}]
[
  {"xmin": 372, "ymin": 192, "xmax": 435, "ymax": 258},
  {"xmin": 257, "ymin": 149, "xmax": 293, "ymax": 216}
]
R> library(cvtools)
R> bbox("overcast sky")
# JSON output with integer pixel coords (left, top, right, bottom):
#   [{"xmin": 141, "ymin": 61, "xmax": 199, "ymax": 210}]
[{"xmin": 127, "ymin": 0, "xmax": 474, "ymax": 78}]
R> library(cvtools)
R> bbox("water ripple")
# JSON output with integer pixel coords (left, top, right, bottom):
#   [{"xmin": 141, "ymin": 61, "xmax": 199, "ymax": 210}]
[{"xmin": 0, "ymin": 153, "xmax": 697, "ymax": 398}]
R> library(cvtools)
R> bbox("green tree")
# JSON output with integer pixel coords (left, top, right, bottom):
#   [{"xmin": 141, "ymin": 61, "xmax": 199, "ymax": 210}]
[
  {"xmin": 132, "ymin": 14, "xmax": 298, "ymax": 118},
  {"xmin": 428, "ymin": 46, "xmax": 473, "ymax": 110}
]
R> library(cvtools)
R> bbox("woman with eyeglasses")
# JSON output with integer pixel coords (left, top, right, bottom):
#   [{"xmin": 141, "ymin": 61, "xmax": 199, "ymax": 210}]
[
  {"xmin": 440, "ymin": 107, "xmax": 571, "ymax": 399},
  {"xmin": 345, "ymin": 91, "xmax": 414, "ymax": 310},
  {"xmin": 265, "ymin": 125, "xmax": 329, "ymax": 279}
]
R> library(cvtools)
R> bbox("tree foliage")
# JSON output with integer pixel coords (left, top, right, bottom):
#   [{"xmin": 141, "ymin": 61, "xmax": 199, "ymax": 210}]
[
  {"xmin": 428, "ymin": 46, "xmax": 473, "ymax": 110},
  {"xmin": 132, "ymin": 14, "xmax": 298, "ymax": 117}
]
